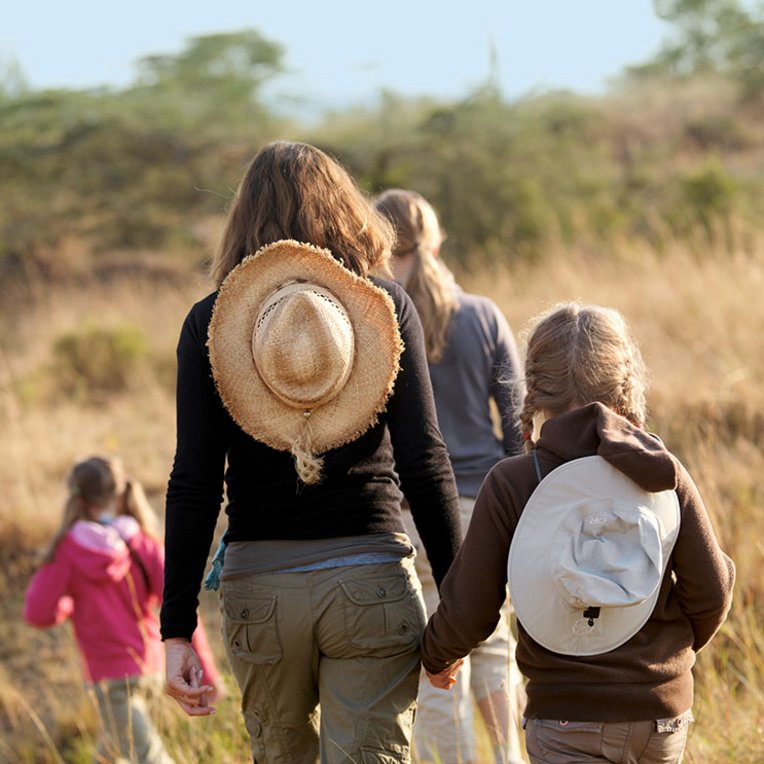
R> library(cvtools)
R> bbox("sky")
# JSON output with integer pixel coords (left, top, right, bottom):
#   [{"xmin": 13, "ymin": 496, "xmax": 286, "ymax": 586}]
[{"xmin": 2, "ymin": 1, "xmax": 668, "ymax": 111}]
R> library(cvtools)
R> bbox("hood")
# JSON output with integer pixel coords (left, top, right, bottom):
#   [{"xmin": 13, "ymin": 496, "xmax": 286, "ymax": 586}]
[
  {"xmin": 65, "ymin": 516, "xmax": 140, "ymax": 583},
  {"xmin": 537, "ymin": 402, "xmax": 678, "ymax": 493}
]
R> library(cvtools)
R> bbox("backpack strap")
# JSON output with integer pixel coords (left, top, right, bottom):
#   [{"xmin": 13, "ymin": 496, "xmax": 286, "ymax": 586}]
[
  {"xmin": 126, "ymin": 542, "xmax": 151, "ymax": 592},
  {"xmin": 531, "ymin": 448, "xmax": 544, "ymax": 484}
]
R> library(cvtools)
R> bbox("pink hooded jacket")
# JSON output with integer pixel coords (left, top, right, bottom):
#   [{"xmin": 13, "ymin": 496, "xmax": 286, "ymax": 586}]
[{"xmin": 24, "ymin": 516, "xmax": 221, "ymax": 686}]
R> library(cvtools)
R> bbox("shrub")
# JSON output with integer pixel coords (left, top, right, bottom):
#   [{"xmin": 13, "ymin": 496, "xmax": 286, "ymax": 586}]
[{"xmin": 52, "ymin": 323, "xmax": 148, "ymax": 398}]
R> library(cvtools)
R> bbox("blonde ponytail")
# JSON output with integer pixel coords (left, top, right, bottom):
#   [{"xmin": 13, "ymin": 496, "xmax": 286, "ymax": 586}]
[
  {"xmin": 40, "ymin": 493, "xmax": 84, "ymax": 564},
  {"xmin": 120, "ymin": 478, "xmax": 159, "ymax": 538},
  {"xmin": 374, "ymin": 189, "xmax": 458, "ymax": 363}
]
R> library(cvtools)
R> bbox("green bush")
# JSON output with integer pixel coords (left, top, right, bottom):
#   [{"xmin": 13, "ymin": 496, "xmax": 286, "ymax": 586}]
[
  {"xmin": 52, "ymin": 323, "xmax": 148, "ymax": 397},
  {"xmin": 675, "ymin": 159, "xmax": 738, "ymax": 243}
]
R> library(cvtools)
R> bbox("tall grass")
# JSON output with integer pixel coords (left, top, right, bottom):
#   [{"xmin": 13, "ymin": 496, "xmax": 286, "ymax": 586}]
[
  {"xmin": 461, "ymin": 240, "xmax": 764, "ymax": 763},
  {"xmin": 1, "ymin": 240, "xmax": 762, "ymax": 761}
]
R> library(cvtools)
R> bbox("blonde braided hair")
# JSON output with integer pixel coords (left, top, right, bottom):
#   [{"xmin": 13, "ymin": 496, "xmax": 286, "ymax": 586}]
[{"xmin": 518, "ymin": 302, "xmax": 647, "ymax": 451}]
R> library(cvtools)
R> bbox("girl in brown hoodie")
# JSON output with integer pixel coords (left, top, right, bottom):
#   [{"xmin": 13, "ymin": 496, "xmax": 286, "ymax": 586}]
[{"xmin": 421, "ymin": 302, "xmax": 735, "ymax": 764}]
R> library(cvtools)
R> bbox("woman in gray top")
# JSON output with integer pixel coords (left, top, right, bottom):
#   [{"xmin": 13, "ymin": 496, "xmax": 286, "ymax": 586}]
[{"xmin": 375, "ymin": 189, "xmax": 525, "ymax": 764}]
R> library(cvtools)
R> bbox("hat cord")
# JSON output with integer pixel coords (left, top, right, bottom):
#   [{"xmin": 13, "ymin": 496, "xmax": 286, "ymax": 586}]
[
  {"xmin": 583, "ymin": 606, "xmax": 601, "ymax": 627},
  {"xmin": 292, "ymin": 410, "xmax": 324, "ymax": 485}
]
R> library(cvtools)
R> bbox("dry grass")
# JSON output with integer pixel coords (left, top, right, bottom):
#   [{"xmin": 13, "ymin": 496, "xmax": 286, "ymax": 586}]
[
  {"xmin": 461, "ymin": 241, "xmax": 764, "ymax": 762},
  {"xmin": 1, "ymin": 240, "xmax": 763, "ymax": 761}
]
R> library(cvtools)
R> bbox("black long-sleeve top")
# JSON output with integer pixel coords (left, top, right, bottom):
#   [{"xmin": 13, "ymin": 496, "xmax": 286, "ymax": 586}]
[{"xmin": 160, "ymin": 277, "xmax": 462, "ymax": 641}]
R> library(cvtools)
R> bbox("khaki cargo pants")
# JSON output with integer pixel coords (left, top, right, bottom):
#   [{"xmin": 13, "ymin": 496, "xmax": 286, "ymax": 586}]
[
  {"xmin": 220, "ymin": 557, "xmax": 426, "ymax": 763},
  {"xmin": 524, "ymin": 713, "xmax": 692, "ymax": 764}
]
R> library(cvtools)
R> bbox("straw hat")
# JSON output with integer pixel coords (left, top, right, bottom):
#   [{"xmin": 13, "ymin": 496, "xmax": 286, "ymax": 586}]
[
  {"xmin": 208, "ymin": 240, "xmax": 403, "ymax": 484},
  {"xmin": 508, "ymin": 456, "xmax": 680, "ymax": 656}
]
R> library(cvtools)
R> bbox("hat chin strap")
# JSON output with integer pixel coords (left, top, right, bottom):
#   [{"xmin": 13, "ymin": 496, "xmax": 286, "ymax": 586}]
[{"xmin": 291, "ymin": 410, "xmax": 324, "ymax": 485}]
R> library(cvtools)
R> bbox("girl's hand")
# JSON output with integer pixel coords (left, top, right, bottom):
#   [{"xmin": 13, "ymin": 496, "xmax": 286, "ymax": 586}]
[
  {"xmin": 425, "ymin": 658, "xmax": 464, "ymax": 690},
  {"xmin": 207, "ymin": 676, "xmax": 229, "ymax": 704},
  {"xmin": 165, "ymin": 638, "xmax": 217, "ymax": 716}
]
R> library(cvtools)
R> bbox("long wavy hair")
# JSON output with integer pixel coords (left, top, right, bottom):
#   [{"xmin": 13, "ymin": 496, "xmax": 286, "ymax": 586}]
[
  {"xmin": 374, "ymin": 189, "xmax": 457, "ymax": 363},
  {"xmin": 519, "ymin": 302, "xmax": 648, "ymax": 451},
  {"xmin": 41, "ymin": 456, "xmax": 158, "ymax": 563},
  {"xmin": 211, "ymin": 141, "xmax": 394, "ymax": 285}
]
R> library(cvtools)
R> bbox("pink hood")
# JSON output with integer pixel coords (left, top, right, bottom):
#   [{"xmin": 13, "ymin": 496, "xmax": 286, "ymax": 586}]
[{"xmin": 67, "ymin": 517, "xmax": 140, "ymax": 583}]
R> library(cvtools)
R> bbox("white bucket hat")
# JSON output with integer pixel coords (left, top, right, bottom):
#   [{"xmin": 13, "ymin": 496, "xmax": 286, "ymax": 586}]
[
  {"xmin": 508, "ymin": 455, "xmax": 680, "ymax": 656},
  {"xmin": 208, "ymin": 240, "xmax": 403, "ymax": 484}
]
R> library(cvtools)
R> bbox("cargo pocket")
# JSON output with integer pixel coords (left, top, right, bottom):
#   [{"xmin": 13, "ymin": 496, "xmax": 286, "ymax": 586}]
[
  {"xmin": 340, "ymin": 573, "xmax": 425, "ymax": 657},
  {"xmin": 361, "ymin": 747, "xmax": 408, "ymax": 764},
  {"xmin": 221, "ymin": 593, "xmax": 282, "ymax": 665},
  {"xmin": 527, "ymin": 719, "xmax": 604, "ymax": 763}
]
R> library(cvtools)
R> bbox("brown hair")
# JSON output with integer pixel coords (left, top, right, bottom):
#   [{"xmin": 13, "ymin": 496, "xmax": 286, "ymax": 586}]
[
  {"xmin": 41, "ymin": 456, "xmax": 158, "ymax": 563},
  {"xmin": 519, "ymin": 302, "xmax": 648, "ymax": 450},
  {"xmin": 374, "ymin": 189, "xmax": 457, "ymax": 363},
  {"xmin": 211, "ymin": 141, "xmax": 394, "ymax": 285}
]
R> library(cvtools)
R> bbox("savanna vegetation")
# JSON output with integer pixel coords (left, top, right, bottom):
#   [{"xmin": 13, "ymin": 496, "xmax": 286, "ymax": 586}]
[{"xmin": 1, "ymin": 1, "xmax": 763, "ymax": 761}]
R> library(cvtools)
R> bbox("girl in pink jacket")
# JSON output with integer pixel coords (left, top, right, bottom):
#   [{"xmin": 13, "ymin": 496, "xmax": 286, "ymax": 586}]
[{"xmin": 24, "ymin": 455, "xmax": 222, "ymax": 764}]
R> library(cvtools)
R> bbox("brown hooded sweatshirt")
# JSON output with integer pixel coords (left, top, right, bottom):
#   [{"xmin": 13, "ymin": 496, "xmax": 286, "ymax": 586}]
[{"xmin": 421, "ymin": 402, "xmax": 735, "ymax": 722}]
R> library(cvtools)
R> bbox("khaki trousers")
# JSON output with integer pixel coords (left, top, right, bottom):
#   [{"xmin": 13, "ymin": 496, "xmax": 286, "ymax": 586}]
[
  {"xmin": 524, "ymin": 718, "xmax": 690, "ymax": 764},
  {"xmin": 221, "ymin": 557, "xmax": 426, "ymax": 764},
  {"xmin": 92, "ymin": 675, "xmax": 175, "ymax": 764}
]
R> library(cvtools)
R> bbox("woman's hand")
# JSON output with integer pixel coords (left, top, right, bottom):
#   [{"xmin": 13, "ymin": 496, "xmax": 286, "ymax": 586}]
[
  {"xmin": 165, "ymin": 637, "xmax": 217, "ymax": 716},
  {"xmin": 425, "ymin": 658, "xmax": 464, "ymax": 690}
]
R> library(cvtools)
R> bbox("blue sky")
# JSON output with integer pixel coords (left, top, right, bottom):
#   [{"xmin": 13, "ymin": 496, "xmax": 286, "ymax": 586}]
[{"xmin": 2, "ymin": 1, "xmax": 667, "ymax": 108}]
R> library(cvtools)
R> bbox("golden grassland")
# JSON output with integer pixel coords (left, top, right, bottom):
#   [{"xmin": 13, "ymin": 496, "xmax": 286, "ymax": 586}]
[{"xmin": 0, "ymin": 240, "xmax": 762, "ymax": 762}]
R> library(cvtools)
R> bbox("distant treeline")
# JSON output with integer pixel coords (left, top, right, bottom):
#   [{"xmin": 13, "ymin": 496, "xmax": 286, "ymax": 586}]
[{"xmin": 3, "ymin": 0, "xmax": 764, "ymax": 278}]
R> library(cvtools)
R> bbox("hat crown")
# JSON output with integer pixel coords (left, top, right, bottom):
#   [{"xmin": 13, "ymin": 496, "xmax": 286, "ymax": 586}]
[
  {"xmin": 253, "ymin": 283, "xmax": 355, "ymax": 409},
  {"xmin": 555, "ymin": 503, "xmax": 663, "ymax": 609}
]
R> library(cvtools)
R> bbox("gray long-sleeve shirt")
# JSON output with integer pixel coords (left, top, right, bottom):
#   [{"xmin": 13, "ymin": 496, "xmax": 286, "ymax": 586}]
[{"xmin": 428, "ymin": 289, "xmax": 523, "ymax": 497}]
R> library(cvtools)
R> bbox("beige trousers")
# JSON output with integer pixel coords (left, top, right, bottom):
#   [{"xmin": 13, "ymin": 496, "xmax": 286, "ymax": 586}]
[
  {"xmin": 92, "ymin": 675, "xmax": 175, "ymax": 764},
  {"xmin": 221, "ymin": 557, "xmax": 426, "ymax": 764},
  {"xmin": 524, "ymin": 717, "xmax": 691, "ymax": 764},
  {"xmin": 404, "ymin": 498, "xmax": 526, "ymax": 764}
]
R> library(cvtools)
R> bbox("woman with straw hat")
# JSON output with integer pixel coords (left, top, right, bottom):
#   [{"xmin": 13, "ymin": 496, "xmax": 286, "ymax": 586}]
[{"xmin": 159, "ymin": 141, "xmax": 463, "ymax": 764}]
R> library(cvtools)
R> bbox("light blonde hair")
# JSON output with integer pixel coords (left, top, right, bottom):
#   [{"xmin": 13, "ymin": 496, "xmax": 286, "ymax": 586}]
[
  {"xmin": 519, "ymin": 302, "xmax": 648, "ymax": 451},
  {"xmin": 42, "ymin": 456, "xmax": 158, "ymax": 563},
  {"xmin": 374, "ymin": 189, "xmax": 457, "ymax": 363},
  {"xmin": 211, "ymin": 141, "xmax": 394, "ymax": 285}
]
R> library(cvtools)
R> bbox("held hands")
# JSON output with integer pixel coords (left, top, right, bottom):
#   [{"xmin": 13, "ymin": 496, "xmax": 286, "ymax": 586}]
[
  {"xmin": 425, "ymin": 658, "xmax": 464, "ymax": 690},
  {"xmin": 165, "ymin": 638, "xmax": 217, "ymax": 716}
]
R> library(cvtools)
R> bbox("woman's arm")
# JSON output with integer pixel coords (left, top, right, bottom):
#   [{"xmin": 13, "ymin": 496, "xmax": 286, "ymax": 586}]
[
  {"xmin": 161, "ymin": 297, "xmax": 228, "ymax": 642},
  {"xmin": 384, "ymin": 284, "xmax": 462, "ymax": 587},
  {"xmin": 137, "ymin": 527, "xmax": 225, "ymax": 699}
]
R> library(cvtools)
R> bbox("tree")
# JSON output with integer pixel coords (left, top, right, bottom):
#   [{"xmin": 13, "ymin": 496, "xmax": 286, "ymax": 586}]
[
  {"xmin": 130, "ymin": 30, "xmax": 286, "ymax": 133},
  {"xmin": 629, "ymin": 0, "xmax": 764, "ymax": 95},
  {"xmin": 0, "ymin": 55, "xmax": 27, "ymax": 100}
]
